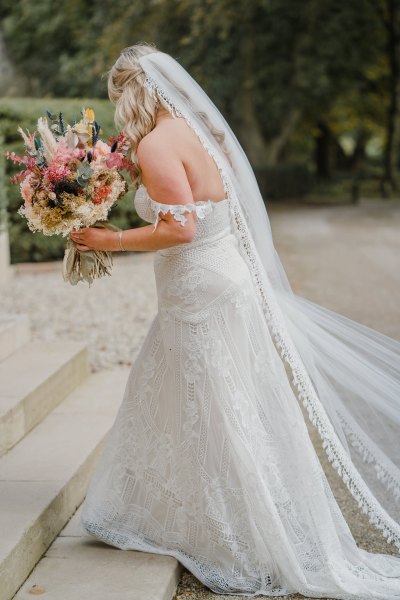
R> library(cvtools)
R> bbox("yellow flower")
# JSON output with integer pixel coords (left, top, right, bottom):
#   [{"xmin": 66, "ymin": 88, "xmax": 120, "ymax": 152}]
[{"xmin": 85, "ymin": 108, "xmax": 95, "ymax": 123}]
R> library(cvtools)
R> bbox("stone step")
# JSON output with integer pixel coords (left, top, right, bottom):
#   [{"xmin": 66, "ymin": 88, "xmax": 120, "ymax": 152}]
[
  {"xmin": 0, "ymin": 314, "xmax": 30, "ymax": 363},
  {"xmin": 13, "ymin": 504, "xmax": 182, "ymax": 600},
  {"xmin": 0, "ymin": 366, "xmax": 130, "ymax": 600},
  {"xmin": 0, "ymin": 341, "xmax": 90, "ymax": 457}
]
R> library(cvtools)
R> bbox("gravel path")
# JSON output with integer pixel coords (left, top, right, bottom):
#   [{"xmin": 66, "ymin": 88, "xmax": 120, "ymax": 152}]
[
  {"xmin": 1, "ymin": 198, "xmax": 399, "ymax": 599},
  {"xmin": 0, "ymin": 251, "xmax": 158, "ymax": 372},
  {"xmin": 271, "ymin": 198, "xmax": 400, "ymax": 340}
]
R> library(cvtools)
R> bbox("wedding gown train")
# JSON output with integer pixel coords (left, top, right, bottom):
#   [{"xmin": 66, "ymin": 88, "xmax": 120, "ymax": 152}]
[{"xmin": 79, "ymin": 184, "xmax": 400, "ymax": 599}]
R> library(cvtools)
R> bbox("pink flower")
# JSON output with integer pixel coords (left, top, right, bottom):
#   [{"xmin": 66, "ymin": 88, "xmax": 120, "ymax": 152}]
[
  {"xmin": 5, "ymin": 151, "xmax": 26, "ymax": 165},
  {"xmin": 43, "ymin": 163, "xmax": 71, "ymax": 183},
  {"xmin": 93, "ymin": 140, "xmax": 111, "ymax": 160},
  {"xmin": 105, "ymin": 152, "xmax": 124, "ymax": 169},
  {"xmin": 20, "ymin": 174, "xmax": 34, "ymax": 206},
  {"xmin": 52, "ymin": 140, "xmax": 77, "ymax": 165}
]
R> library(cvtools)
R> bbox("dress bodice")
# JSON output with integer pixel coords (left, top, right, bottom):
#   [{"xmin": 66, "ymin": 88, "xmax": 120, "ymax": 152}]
[{"xmin": 134, "ymin": 184, "xmax": 233, "ymax": 252}]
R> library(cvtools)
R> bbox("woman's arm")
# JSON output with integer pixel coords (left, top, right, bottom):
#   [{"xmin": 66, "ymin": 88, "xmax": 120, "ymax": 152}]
[
  {"xmin": 70, "ymin": 133, "xmax": 197, "ymax": 252},
  {"xmin": 70, "ymin": 216, "xmax": 195, "ymax": 253}
]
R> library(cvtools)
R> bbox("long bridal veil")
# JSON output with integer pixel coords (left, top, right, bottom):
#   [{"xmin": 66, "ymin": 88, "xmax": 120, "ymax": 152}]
[{"xmin": 138, "ymin": 51, "xmax": 400, "ymax": 552}]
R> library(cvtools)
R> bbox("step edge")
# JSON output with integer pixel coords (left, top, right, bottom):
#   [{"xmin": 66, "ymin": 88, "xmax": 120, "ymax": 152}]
[
  {"xmin": 0, "ymin": 346, "xmax": 90, "ymax": 457},
  {"xmin": 0, "ymin": 315, "xmax": 31, "ymax": 363},
  {"xmin": 0, "ymin": 436, "xmax": 106, "ymax": 600}
]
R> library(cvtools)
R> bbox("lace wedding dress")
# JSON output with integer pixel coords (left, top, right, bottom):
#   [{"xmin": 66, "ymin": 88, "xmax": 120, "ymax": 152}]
[{"xmin": 79, "ymin": 183, "xmax": 400, "ymax": 599}]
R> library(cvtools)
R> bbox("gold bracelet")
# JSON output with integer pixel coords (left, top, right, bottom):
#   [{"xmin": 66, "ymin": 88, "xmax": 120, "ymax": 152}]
[{"xmin": 117, "ymin": 230, "xmax": 126, "ymax": 251}]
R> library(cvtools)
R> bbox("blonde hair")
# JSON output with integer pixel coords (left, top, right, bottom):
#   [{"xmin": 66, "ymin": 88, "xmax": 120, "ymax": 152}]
[
  {"xmin": 107, "ymin": 42, "xmax": 231, "ymax": 189},
  {"xmin": 107, "ymin": 42, "xmax": 159, "ymax": 188}
]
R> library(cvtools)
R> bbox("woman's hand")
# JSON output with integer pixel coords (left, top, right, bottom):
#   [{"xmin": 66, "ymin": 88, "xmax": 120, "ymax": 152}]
[{"xmin": 69, "ymin": 227, "xmax": 117, "ymax": 252}]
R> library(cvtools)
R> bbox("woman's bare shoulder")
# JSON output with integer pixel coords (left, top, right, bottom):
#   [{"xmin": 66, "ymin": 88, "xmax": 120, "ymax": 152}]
[
  {"xmin": 137, "ymin": 127, "xmax": 162, "ymax": 154},
  {"xmin": 137, "ymin": 124, "xmax": 193, "ymax": 204},
  {"xmin": 137, "ymin": 121, "xmax": 180, "ymax": 162}
]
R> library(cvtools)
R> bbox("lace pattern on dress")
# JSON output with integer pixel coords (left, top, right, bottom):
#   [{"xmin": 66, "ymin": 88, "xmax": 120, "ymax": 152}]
[
  {"xmin": 144, "ymin": 71, "xmax": 400, "ymax": 552},
  {"xmin": 150, "ymin": 199, "xmax": 215, "ymax": 231}
]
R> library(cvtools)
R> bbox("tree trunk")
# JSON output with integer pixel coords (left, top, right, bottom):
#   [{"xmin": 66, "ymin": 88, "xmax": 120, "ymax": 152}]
[
  {"xmin": 314, "ymin": 121, "xmax": 333, "ymax": 178},
  {"xmin": 238, "ymin": 78, "xmax": 270, "ymax": 167},
  {"xmin": 349, "ymin": 129, "xmax": 369, "ymax": 204},
  {"xmin": 383, "ymin": 0, "xmax": 400, "ymax": 197},
  {"xmin": 235, "ymin": 24, "xmax": 271, "ymax": 168},
  {"xmin": 266, "ymin": 108, "xmax": 301, "ymax": 166},
  {"xmin": 254, "ymin": 6, "xmax": 325, "ymax": 166}
]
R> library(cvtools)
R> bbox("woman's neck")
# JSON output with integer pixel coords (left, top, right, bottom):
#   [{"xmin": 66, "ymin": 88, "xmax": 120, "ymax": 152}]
[{"xmin": 155, "ymin": 106, "xmax": 173, "ymax": 124}]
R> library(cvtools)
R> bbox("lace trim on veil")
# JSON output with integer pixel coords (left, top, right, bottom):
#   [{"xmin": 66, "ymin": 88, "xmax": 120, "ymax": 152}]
[{"xmin": 143, "ymin": 73, "xmax": 400, "ymax": 551}]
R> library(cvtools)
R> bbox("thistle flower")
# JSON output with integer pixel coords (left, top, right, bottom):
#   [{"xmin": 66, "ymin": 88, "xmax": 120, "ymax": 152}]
[{"xmin": 59, "ymin": 112, "xmax": 65, "ymax": 135}]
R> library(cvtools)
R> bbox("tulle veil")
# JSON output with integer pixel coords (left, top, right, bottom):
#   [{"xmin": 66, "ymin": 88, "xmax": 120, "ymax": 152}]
[{"xmin": 138, "ymin": 51, "xmax": 400, "ymax": 552}]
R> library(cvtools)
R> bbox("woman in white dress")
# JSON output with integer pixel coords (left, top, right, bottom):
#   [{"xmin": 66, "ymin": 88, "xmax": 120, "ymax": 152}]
[{"xmin": 71, "ymin": 43, "xmax": 400, "ymax": 598}]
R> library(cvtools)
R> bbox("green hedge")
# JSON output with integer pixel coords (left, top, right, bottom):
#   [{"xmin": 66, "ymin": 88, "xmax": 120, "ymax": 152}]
[{"xmin": 0, "ymin": 97, "xmax": 144, "ymax": 263}]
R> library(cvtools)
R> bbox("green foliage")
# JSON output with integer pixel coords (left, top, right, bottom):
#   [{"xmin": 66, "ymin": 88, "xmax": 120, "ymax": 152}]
[
  {"xmin": 1, "ymin": 0, "xmax": 389, "ymax": 149},
  {"xmin": 1, "ymin": 1, "xmax": 393, "ymax": 167},
  {"xmin": 0, "ymin": 97, "xmax": 144, "ymax": 263}
]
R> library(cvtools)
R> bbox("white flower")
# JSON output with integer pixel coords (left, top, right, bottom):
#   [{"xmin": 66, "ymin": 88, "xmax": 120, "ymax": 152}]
[{"xmin": 36, "ymin": 117, "xmax": 58, "ymax": 163}]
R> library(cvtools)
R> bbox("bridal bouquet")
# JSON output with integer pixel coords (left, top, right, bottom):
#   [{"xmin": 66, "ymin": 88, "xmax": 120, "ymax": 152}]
[{"xmin": 6, "ymin": 108, "xmax": 132, "ymax": 286}]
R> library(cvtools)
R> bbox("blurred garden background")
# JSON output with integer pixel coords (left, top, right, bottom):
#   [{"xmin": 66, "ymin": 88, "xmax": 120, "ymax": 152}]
[{"xmin": 1, "ymin": 0, "xmax": 400, "ymax": 263}]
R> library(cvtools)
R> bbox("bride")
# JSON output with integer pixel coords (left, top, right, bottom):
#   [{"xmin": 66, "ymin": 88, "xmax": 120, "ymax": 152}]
[{"xmin": 71, "ymin": 43, "xmax": 400, "ymax": 598}]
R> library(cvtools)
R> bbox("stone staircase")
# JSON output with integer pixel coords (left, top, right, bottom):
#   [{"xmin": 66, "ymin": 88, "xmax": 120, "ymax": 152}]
[{"xmin": 0, "ymin": 314, "xmax": 182, "ymax": 600}]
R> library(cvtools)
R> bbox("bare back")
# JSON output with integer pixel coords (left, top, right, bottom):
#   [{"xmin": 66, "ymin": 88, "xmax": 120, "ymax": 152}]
[{"xmin": 150, "ymin": 115, "xmax": 227, "ymax": 202}]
